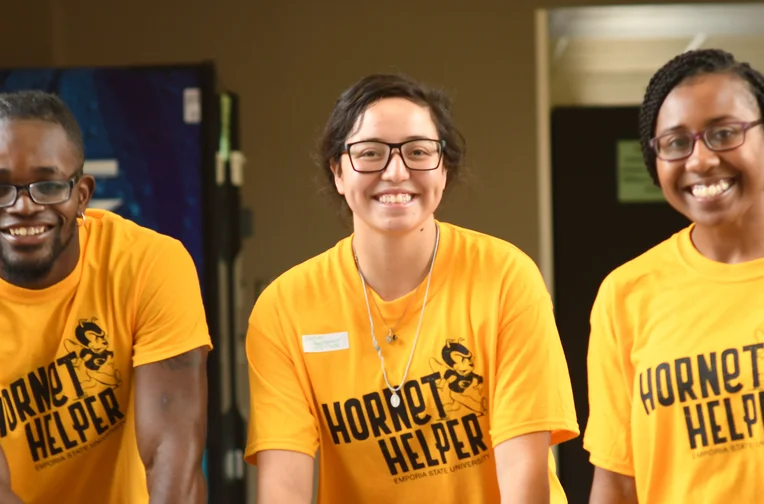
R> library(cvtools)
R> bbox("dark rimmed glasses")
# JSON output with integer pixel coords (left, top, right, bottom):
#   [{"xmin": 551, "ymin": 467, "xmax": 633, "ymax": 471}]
[
  {"xmin": 345, "ymin": 139, "xmax": 446, "ymax": 173},
  {"xmin": 650, "ymin": 120, "xmax": 763, "ymax": 161},
  {"xmin": 0, "ymin": 175, "xmax": 79, "ymax": 208}
]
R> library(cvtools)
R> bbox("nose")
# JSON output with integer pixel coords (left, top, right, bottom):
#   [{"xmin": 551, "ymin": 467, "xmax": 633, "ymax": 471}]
[
  {"xmin": 381, "ymin": 149, "xmax": 410, "ymax": 182},
  {"xmin": 684, "ymin": 138, "xmax": 720, "ymax": 174}
]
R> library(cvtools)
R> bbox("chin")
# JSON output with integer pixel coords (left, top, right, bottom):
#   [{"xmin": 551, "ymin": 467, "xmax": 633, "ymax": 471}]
[
  {"xmin": 676, "ymin": 202, "xmax": 744, "ymax": 228},
  {"xmin": 0, "ymin": 237, "xmax": 65, "ymax": 284},
  {"xmin": 355, "ymin": 213, "xmax": 422, "ymax": 235},
  {"xmin": 687, "ymin": 215, "xmax": 725, "ymax": 228},
  {"xmin": 3, "ymin": 243, "xmax": 54, "ymax": 263},
  {"xmin": 0, "ymin": 257, "xmax": 55, "ymax": 285},
  {"xmin": 374, "ymin": 219, "xmax": 419, "ymax": 235}
]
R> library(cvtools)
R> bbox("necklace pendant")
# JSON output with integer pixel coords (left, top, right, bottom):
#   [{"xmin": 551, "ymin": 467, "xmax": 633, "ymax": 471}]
[
  {"xmin": 390, "ymin": 392, "xmax": 401, "ymax": 408},
  {"xmin": 386, "ymin": 329, "xmax": 396, "ymax": 344}
]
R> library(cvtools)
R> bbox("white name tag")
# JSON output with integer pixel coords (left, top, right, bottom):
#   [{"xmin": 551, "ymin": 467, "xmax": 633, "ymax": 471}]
[{"xmin": 302, "ymin": 332, "xmax": 350, "ymax": 353}]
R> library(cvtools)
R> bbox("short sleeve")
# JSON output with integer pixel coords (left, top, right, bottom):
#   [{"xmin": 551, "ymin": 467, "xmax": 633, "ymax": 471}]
[
  {"xmin": 490, "ymin": 254, "xmax": 579, "ymax": 448},
  {"xmin": 132, "ymin": 237, "xmax": 212, "ymax": 367},
  {"xmin": 244, "ymin": 284, "xmax": 319, "ymax": 464},
  {"xmin": 582, "ymin": 276, "xmax": 635, "ymax": 476}
]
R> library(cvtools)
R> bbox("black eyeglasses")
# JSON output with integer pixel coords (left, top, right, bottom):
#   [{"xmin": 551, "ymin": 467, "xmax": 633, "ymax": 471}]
[
  {"xmin": 344, "ymin": 139, "xmax": 446, "ymax": 173},
  {"xmin": 650, "ymin": 120, "xmax": 763, "ymax": 161},
  {"xmin": 0, "ymin": 175, "xmax": 79, "ymax": 208}
]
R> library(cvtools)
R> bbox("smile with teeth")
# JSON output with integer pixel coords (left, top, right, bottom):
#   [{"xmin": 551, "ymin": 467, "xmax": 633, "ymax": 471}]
[
  {"xmin": 6, "ymin": 226, "xmax": 49, "ymax": 237},
  {"xmin": 689, "ymin": 179, "xmax": 733, "ymax": 199},
  {"xmin": 377, "ymin": 193, "xmax": 413, "ymax": 204}
]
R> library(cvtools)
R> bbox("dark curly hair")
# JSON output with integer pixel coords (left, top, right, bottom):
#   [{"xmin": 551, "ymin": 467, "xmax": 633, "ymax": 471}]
[
  {"xmin": 318, "ymin": 74, "xmax": 466, "ymax": 209},
  {"xmin": 638, "ymin": 49, "xmax": 764, "ymax": 185}
]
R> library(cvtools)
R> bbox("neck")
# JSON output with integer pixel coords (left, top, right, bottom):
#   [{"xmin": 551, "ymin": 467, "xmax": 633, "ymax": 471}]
[
  {"xmin": 352, "ymin": 218, "xmax": 438, "ymax": 301},
  {"xmin": 691, "ymin": 203, "xmax": 764, "ymax": 263},
  {"xmin": 41, "ymin": 241, "xmax": 80, "ymax": 288}
]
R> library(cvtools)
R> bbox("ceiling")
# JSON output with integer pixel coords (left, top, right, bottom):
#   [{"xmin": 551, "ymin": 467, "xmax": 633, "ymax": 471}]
[{"xmin": 547, "ymin": 3, "xmax": 764, "ymax": 105}]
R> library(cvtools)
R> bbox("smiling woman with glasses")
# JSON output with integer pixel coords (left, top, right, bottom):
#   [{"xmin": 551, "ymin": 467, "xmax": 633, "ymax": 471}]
[
  {"xmin": 242, "ymin": 73, "xmax": 579, "ymax": 504},
  {"xmin": 584, "ymin": 49, "xmax": 764, "ymax": 504}
]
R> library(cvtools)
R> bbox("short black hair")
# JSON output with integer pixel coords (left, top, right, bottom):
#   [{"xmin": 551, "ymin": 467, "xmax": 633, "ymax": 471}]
[
  {"xmin": 0, "ymin": 90, "xmax": 85, "ymax": 169},
  {"xmin": 638, "ymin": 48, "xmax": 764, "ymax": 186},
  {"xmin": 318, "ymin": 73, "xmax": 466, "ymax": 205}
]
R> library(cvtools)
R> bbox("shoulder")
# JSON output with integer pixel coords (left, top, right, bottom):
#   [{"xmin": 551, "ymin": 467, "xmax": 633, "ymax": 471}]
[
  {"xmin": 437, "ymin": 222, "xmax": 552, "ymax": 318},
  {"xmin": 83, "ymin": 209, "xmax": 194, "ymax": 276},
  {"xmin": 443, "ymin": 221, "xmax": 536, "ymax": 260},
  {"xmin": 252, "ymin": 236, "xmax": 350, "ymax": 313},
  {"xmin": 440, "ymin": 221, "xmax": 545, "ymax": 286},
  {"xmin": 591, "ymin": 228, "xmax": 690, "ymax": 322},
  {"xmin": 598, "ymin": 227, "xmax": 687, "ymax": 296}
]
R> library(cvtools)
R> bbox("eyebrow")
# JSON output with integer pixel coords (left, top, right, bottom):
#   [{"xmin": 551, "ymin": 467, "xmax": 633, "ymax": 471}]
[
  {"xmin": 0, "ymin": 165, "xmax": 61, "ymax": 176},
  {"xmin": 658, "ymin": 115, "xmax": 742, "ymax": 135},
  {"xmin": 33, "ymin": 166, "xmax": 61, "ymax": 174},
  {"xmin": 354, "ymin": 135, "xmax": 436, "ymax": 143}
]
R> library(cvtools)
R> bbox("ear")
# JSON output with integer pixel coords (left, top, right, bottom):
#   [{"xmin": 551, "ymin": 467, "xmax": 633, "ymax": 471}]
[
  {"xmin": 76, "ymin": 175, "xmax": 96, "ymax": 215},
  {"xmin": 330, "ymin": 160, "xmax": 346, "ymax": 195}
]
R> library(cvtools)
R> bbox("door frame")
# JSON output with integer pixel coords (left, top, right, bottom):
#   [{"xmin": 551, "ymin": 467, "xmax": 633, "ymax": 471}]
[{"xmin": 534, "ymin": 6, "xmax": 560, "ymax": 473}]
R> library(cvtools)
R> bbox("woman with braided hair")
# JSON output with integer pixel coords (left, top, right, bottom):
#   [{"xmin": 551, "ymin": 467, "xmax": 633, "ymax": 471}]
[{"xmin": 583, "ymin": 48, "xmax": 764, "ymax": 503}]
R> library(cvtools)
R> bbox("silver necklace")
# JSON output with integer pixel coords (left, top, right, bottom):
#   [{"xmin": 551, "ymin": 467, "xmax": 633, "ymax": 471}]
[
  {"xmin": 353, "ymin": 223, "xmax": 440, "ymax": 409},
  {"xmin": 368, "ymin": 280, "xmax": 420, "ymax": 344}
]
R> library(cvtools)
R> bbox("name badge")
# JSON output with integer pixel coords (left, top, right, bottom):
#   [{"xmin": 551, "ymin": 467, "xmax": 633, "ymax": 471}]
[{"xmin": 302, "ymin": 332, "xmax": 350, "ymax": 353}]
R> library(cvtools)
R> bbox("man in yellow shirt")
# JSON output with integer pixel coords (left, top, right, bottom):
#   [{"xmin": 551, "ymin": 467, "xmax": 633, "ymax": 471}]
[{"xmin": 0, "ymin": 90, "xmax": 212, "ymax": 503}]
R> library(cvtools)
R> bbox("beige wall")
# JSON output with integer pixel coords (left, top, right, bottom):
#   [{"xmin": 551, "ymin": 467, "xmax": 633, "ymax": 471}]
[
  {"xmin": 4, "ymin": 0, "xmax": 723, "ymax": 300},
  {"xmin": 0, "ymin": 0, "xmax": 54, "ymax": 67},
  {"xmin": 47, "ymin": 0, "xmax": 594, "ymax": 292}
]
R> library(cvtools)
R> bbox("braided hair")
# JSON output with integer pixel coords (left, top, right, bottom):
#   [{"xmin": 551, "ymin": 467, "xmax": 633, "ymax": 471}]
[{"xmin": 638, "ymin": 49, "xmax": 764, "ymax": 185}]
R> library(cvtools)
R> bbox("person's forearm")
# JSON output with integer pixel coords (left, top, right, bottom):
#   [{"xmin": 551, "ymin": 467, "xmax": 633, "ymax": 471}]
[
  {"xmin": 145, "ymin": 444, "xmax": 206, "ymax": 504},
  {"xmin": 258, "ymin": 482, "xmax": 313, "ymax": 504},
  {"xmin": 0, "ymin": 486, "xmax": 22, "ymax": 504},
  {"xmin": 495, "ymin": 433, "xmax": 551, "ymax": 504},
  {"xmin": 589, "ymin": 486, "xmax": 638, "ymax": 504},
  {"xmin": 589, "ymin": 468, "xmax": 638, "ymax": 504},
  {"xmin": 589, "ymin": 493, "xmax": 631, "ymax": 504},
  {"xmin": 499, "ymin": 473, "xmax": 550, "ymax": 504},
  {"xmin": 256, "ymin": 450, "xmax": 314, "ymax": 504}
]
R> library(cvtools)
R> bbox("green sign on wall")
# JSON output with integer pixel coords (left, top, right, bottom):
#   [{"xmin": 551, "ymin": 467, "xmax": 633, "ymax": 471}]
[{"xmin": 616, "ymin": 140, "xmax": 665, "ymax": 203}]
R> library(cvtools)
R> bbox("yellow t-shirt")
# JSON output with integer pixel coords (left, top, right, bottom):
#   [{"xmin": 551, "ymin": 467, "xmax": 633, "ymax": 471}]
[
  {"xmin": 0, "ymin": 209, "xmax": 212, "ymax": 504},
  {"xmin": 584, "ymin": 225, "xmax": 764, "ymax": 503},
  {"xmin": 245, "ymin": 221, "xmax": 579, "ymax": 503}
]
